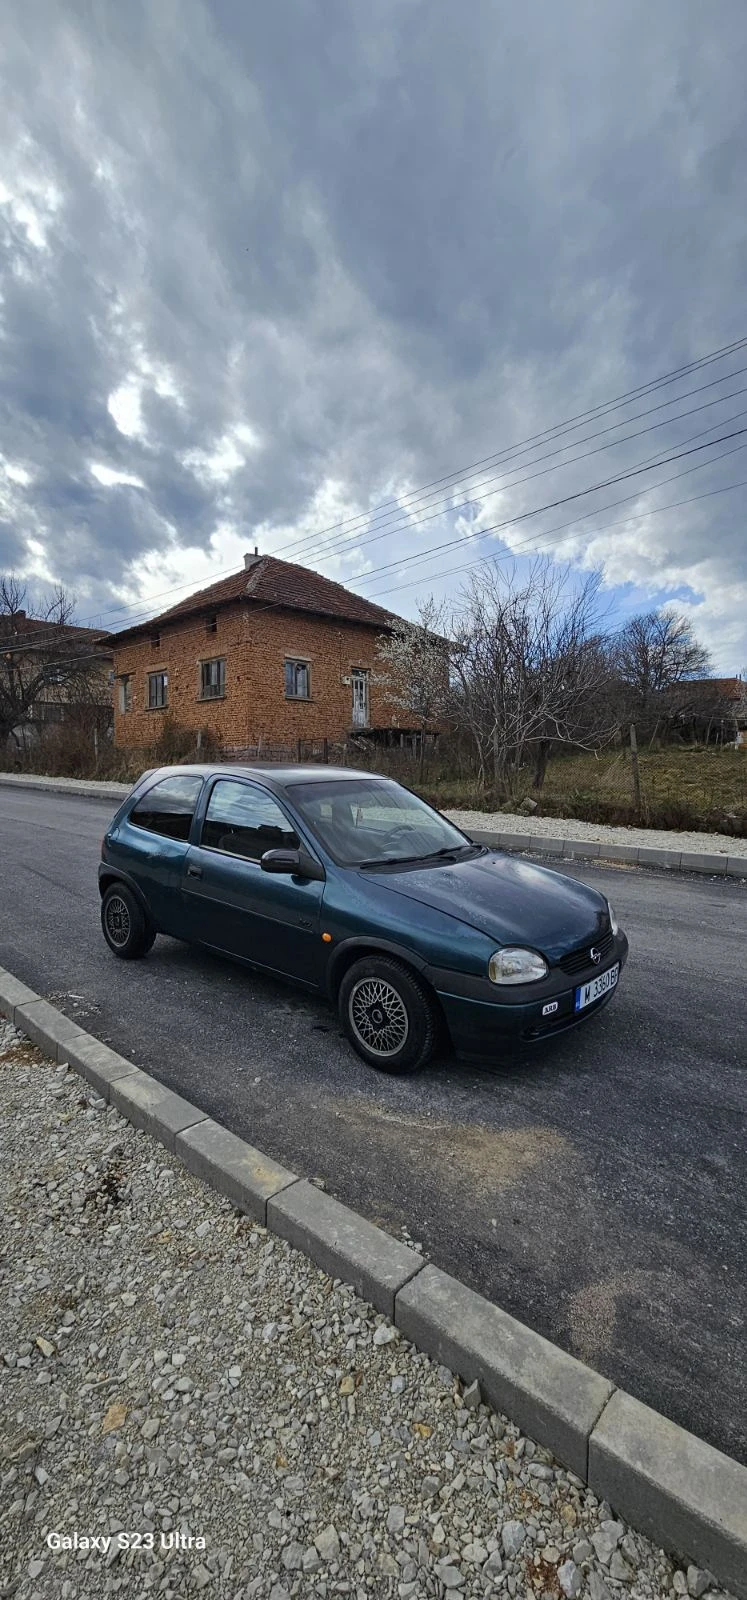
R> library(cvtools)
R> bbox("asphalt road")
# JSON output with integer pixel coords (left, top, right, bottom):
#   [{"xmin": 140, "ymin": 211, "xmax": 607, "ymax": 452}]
[{"xmin": 1, "ymin": 787, "xmax": 745, "ymax": 1464}]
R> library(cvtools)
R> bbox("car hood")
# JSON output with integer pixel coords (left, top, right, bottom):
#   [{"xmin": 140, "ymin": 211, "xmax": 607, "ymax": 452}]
[{"xmin": 364, "ymin": 849, "xmax": 609, "ymax": 961}]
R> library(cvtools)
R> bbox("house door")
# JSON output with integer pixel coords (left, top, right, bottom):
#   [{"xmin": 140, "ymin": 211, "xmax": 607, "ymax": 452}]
[{"xmin": 351, "ymin": 669, "xmax": 369, "ymax": 728}]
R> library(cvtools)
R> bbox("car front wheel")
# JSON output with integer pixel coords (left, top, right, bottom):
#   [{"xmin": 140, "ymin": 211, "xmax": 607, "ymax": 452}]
[
  {"xmin": 101, "ymin": 883, "xmax": 156, "ymax": 960},
  {"xmin": 338, "ymin": 956, "xmax": 437, "ymax": 1074}
]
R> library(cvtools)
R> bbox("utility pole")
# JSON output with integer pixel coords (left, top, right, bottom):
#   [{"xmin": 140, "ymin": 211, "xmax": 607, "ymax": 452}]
[{"xmin": 629, "ymin": 722, "xmax": 643, "ymax": 818}]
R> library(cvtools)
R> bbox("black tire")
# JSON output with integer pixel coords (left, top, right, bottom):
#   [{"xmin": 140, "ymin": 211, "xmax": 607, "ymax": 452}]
[
  {"xmin": 101, "ymin": 883, "xmax": 156, "ymax": 960},
  {"xmin": 338, "ymin": 955, "xmax": 437, "ymax": 1074}
]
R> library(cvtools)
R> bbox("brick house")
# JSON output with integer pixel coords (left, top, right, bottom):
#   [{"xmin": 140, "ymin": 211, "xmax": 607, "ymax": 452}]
[
  {"xmin": 0, "ymin": 610, "xmax": 113, "ymax": 749},
  {"xmin": 111, "ymin": 552, "xmax": 414, "ymax": 751},
  {"xmin": 666, "ymin": 675, "xmax": 747, "ymax": 746}
]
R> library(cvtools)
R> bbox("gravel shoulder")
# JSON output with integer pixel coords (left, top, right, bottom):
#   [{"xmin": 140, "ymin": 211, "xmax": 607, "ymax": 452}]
[
  {"xmin": 444, "ymin": 811, "xmax": 747, "ymax": 859},
  {"xmin": 1, "ymin": 1021, "xmax": 732, "ymax": 1600}
]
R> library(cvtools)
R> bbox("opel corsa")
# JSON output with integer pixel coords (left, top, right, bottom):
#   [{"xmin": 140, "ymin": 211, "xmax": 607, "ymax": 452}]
[{"xmin": 99, "ymin": 765, "xmax": 628, "ymax": 1073}]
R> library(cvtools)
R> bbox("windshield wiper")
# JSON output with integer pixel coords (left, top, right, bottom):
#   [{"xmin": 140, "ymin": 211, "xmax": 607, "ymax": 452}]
[{"xmin": 358, "ymin": 844, "xmax": 478, "ymax": 869}]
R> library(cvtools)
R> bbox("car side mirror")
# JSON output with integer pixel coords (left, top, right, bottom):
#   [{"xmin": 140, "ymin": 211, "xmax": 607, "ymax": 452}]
[{"xmin": 260, "ymin": 848, "xmax": 324, "ymax": 881}]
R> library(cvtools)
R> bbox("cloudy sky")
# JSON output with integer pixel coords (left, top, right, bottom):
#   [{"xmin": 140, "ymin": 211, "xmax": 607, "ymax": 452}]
[{"xmin": 2, "ymin": 0, "xmax": 747, "ymax": 668}]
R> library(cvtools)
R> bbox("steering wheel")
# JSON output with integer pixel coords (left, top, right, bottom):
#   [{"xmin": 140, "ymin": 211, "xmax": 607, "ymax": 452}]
[{"xmin": 384, "ymin": 825, "xmax": 415, "ymax": 846}]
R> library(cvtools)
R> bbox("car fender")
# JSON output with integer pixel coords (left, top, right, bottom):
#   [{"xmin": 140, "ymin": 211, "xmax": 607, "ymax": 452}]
[
  {"xmin": 324, "ymin": 935, "xmax": 430, "ymax": 998},
  {"xmin": 98, "ymin": 863, "xmax": 154, "ymax": 924}
]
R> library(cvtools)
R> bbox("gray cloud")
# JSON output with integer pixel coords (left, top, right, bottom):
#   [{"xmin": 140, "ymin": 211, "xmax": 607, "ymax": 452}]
[{"xmin": 1, "ymin": 0, "xmax": 746, "ymax": 663}]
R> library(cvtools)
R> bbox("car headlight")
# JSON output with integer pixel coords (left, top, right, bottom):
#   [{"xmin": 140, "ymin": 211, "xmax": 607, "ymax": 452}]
[
  {"xmin": 607, "ymin": 900, "xmax": 619, "ymax": 935},
  {"xmin": 488, "ymin": 947, "xmax": 548, "ymax": 985}
]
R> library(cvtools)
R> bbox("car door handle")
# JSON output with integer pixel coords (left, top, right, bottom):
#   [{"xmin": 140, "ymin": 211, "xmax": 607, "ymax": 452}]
[{"xmin": 187, "ymin": 864, "xmax": 202, "ymax": 879}]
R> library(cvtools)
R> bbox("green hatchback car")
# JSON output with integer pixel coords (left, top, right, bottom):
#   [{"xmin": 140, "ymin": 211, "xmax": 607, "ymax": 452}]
[{"xmin": 99, "ymin": 764, "xmax": 628, "ymax": 1073}]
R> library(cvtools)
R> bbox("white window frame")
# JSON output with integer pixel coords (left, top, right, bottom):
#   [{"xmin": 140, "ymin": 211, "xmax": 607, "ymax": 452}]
[{"xmin": 351, "ymin": 667, "xmax": 370, "ymax": 728}]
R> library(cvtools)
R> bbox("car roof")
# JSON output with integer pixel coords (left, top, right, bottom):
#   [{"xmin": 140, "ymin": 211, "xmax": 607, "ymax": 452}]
[{"xmin": 143, "ymin": 763, "xmax": 390, "ymax": 792}]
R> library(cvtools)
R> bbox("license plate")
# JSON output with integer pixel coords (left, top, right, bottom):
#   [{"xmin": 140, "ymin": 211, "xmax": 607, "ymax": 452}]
[{"xmin": 575, "ymin": 963, "xmax": 619, "ymax": 1012}]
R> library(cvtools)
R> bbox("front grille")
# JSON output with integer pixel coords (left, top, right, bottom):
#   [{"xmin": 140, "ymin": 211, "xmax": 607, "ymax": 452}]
[{"xmin": 558, "ymin": 925, "xmax": 614, "ymax": 976}]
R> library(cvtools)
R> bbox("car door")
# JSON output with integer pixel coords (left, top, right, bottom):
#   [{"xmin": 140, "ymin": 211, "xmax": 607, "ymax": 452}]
[{"xmin": 182, "ymin": 776, "xmax": 325, "ymax": 985}]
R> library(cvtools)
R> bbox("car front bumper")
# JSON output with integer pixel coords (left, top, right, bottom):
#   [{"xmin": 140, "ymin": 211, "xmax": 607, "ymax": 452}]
[{"xmin": 426, "ymin": 931, "xmax": 629, "ymax": 1059}]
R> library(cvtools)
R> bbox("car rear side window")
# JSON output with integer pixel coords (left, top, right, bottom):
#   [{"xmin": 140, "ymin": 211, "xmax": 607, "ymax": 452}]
[
  {"xmin": 129, "ymin": 775, "xmax": 204, "ymax": 842},
  {"xmin": 201, "ymin": 780, "xmax": 300, "ymax": 861}
]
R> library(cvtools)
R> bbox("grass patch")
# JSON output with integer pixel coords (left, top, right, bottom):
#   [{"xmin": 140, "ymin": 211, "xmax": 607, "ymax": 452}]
[
  {"xmin": 3, "ymin": 735, "xmax": 745, "ymax": 837},
  {"xmin": 423, "ymin": 747, "xmax": 747, "ymax": 836}
]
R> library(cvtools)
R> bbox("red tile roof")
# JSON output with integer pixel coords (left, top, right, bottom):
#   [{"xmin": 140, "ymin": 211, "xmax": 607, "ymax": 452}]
[
  {"xmin": 113, "ymin": 556, "xmax": 401, "ymax": 640},
  {"xmin": 0, "ymin": 613, "xmax": 112, "ymax": 646},
  {"xmin": 686, "ymin": 676, "xmax": 744, "ymax": 701}
]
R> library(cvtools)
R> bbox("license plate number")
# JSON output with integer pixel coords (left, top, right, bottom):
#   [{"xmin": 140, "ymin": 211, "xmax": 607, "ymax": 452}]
[{"xmin": 575, "ymin": 963, "xmax": 619, "ymax": 1012}]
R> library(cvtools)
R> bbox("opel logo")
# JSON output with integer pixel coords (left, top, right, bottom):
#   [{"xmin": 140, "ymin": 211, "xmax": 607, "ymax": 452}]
[{"xmin": 589, "ymin": 946, "xmax": 601, "ymax": 964}]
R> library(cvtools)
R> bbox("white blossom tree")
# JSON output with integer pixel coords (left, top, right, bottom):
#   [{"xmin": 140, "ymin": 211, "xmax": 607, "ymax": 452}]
[{"xmin": 375, "ymin": 598, "xmax": 452, "ymax": 780}]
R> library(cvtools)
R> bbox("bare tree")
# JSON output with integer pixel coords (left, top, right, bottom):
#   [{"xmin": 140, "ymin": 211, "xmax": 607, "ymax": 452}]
[
  {"xmin": 0, "ymin": 576, "xmax": 110, "ymax": 750},
  {"xmin": 375, "ymin": 598, "xmax": 452, "ymax": 780},
  {"xmin": 614, "ymin": 610, "xmax": 711, "ymax": 736},
  {"xmin": 449, "ymin": 560, "xmax": 619, "ymax": 800}
]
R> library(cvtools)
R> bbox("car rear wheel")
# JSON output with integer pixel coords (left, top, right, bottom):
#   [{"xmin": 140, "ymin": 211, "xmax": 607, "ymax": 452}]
[
  {"xmin": 338, "ymin": 956, "xmax": 437, "ymax": 1074},
  {"xmin": 101, "ymin": 883, "xmax": 156, "ymax": 960}
]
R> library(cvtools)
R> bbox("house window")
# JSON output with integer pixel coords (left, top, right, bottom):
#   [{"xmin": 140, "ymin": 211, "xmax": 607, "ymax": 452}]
[
  {"xmin": 150, "ymin": 630, "xmax": 161, "ymax": 650},
  {"xmin": 206, "ymin": 614, "xmax": 218, "ymax": 635},
  {"xmin": 119, "ymin": 675, "xmax": 133, "ymax": 713},
  {"xmin": 199, "ymin": 657, "xmax": 226, "ymax": 700},
  {"xmin": 36, "ymin": 702, "xmax": 65, "ymax": 725},
  {"xmin": 284, "ymin": 659, "xmax": 310, "ymax": 700},
  {"xmin": 147, "ymin": 671, "xmax": 168, "ymax": 709}
]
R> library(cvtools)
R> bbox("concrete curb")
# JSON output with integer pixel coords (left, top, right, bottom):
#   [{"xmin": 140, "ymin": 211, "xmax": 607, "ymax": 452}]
[
  {"xmin": 109, "ymin": 1067, "xmax": 209, "ymax": 1152},
  {"xmin": 2, "ymin": 771, "xmax": 746, "ymax": 877},
  {"xmin": 14, "ymin": 998, "xmax": 91, "ymax": 1059},
  {"xmin": 0, "ymin": 772, "xmax": 131, "ymax": 801},
  {"xmin": 1, "ymin": 965, "xmax": 745, "ymax": 1597},
  {"xmin": 177, "ymin": 1118, "xmax": 297, "ymax": 1223},
  {"xmin": 589, "ymin": 1390, "xmax": 747, "ymax": 1599},
  {"xmin": 396, "ymin": 1263, "xmax": 614, "ymax": 1482},
  {"xmin": 467, "ymin": 826, "xmax": 747, "ymax": 878},
  {"xmin": 268, "ymin": 1178, "xmax": 424, "ymax": 1319}
]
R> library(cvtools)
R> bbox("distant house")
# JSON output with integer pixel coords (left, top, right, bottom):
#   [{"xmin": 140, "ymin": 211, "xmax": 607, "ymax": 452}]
[
  {"xmin": 670, "ymin": 676, "xmax": 747, "ymax": 746},
  {"xmin": 111, "ymin": 552, "xmax": 412, "ymax": 752},
  {"xmin": 0, "ymin": 610, "xmax": 113, "ymax": 748}
]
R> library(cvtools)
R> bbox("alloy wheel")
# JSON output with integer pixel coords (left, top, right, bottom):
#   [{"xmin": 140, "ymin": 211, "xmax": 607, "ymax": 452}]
[
  {"xmin": 105, "ymin": 894, "xmax": 132, "ymax": 948},
  {"xmin": 348, "ymin": 977, "xmax": 410, "ymax": 1057}
]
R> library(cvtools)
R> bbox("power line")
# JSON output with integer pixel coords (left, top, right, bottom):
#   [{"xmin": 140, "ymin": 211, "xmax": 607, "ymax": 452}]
[
  {"xmin": 11, "ymin": 420, "xmax": 747, "ymax": 655},
  {"xmin": 362, "ymin": 469, "xmax": 747, "ymax": 605},
  {"xmin": 16, "ymin": 466, "xmax": 746, "ymax": 674},
  {"xmin": 261, "ymin": 333, "xmax": 747, "ymax": 559},
  {"xmin": 8, "ymin": 332, "xmax": 747, "ymax": 644},
  {"xmin": 26, "ymin": 379, "xmax": 747, "ymax": 655},
  {"xmin": 264, "ymin": 354, "xmax": 747, "ymax": 565},
  {"xmin": 11, "ymin": 431, "xmax": 746, "ymax": 664},
  {"xmin": 254, "ymin": 385, "xmax": 747, "ymax": 580},
  {"xmin": 358, "ymin": 430, "xmax": 747, "ymax": 600}
]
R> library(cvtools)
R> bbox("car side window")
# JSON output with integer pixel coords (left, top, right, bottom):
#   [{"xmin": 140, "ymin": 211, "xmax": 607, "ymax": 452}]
[
  {"xmin": 200, "ymin": 780, "xmax": 300, "ymax": 862},
  {"xmin": 129, "ymin": 775, "xmax": 204, "ymax": 842}
]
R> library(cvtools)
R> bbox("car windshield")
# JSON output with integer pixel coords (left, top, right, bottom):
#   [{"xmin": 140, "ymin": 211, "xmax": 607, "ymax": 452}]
[{"xmin": 288, "ymin": 776, "xmax": 474, "ymax": 867}]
